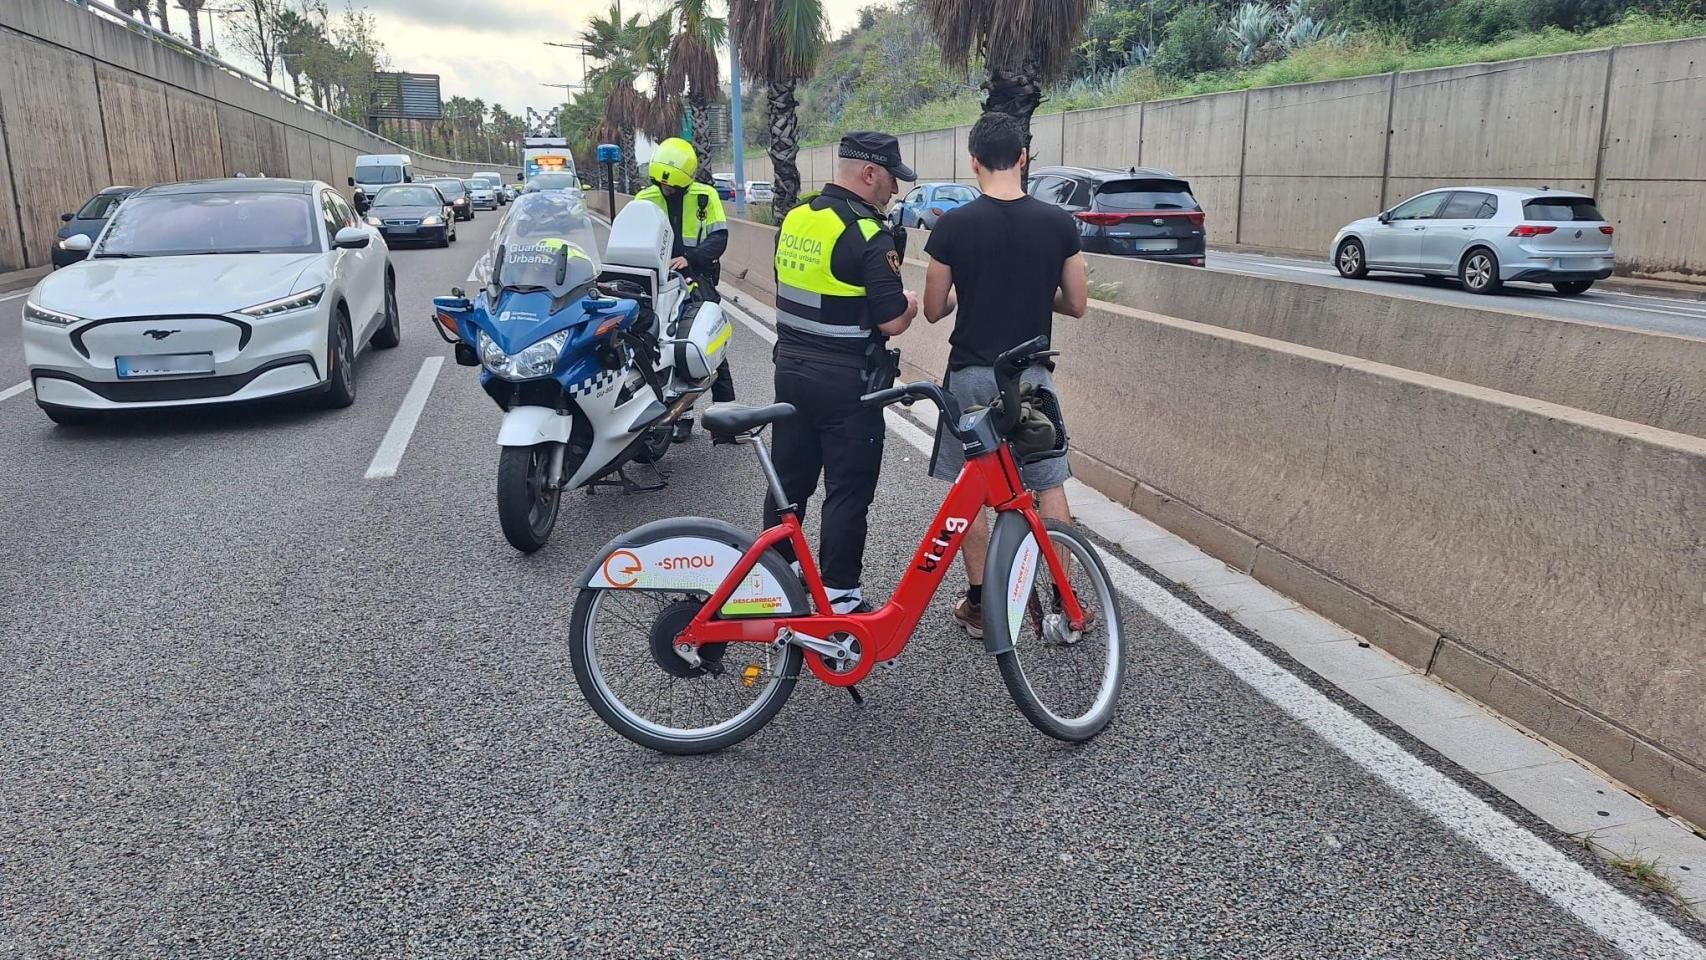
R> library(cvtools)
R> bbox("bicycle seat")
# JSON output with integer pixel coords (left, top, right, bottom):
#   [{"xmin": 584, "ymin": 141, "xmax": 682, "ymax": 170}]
[{"xmin": 702, "ymin": 402, "xmax": 796, "ymax": 435}]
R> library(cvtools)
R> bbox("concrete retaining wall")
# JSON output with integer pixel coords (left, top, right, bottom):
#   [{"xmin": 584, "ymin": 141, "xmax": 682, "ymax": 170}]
[
  {"xmin": 0, "ymin": 0, "xmax": 518, "ymax": 273},
  {"xmin": 716, "ymin": 211, "xmax": 1706, "ymax": 826},
  {"xmin": 752, "ymin": 36, "xmax": 1706, "ymax": 282}
]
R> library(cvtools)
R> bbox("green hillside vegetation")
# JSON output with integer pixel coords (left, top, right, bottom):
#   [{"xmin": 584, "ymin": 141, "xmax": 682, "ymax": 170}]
[{"xmin": 746, "ymin": 0, "xmax": 1705, "ymax": 155}]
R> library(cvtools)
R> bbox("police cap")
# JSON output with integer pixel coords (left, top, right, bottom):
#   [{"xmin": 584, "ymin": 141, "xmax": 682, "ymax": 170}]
[{"xmin": 838, "ymin": 131, "xmax": 916, "ymax": 183}]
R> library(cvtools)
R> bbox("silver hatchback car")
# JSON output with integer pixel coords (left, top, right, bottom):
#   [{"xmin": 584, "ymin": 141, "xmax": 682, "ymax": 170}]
[{"xmin": 1330, "ymin": 187, "xmax": 1615, "ymax": 295}]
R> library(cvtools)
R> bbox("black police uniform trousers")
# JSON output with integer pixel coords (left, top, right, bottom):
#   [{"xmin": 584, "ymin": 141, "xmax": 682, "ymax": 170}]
[{"xmin": 763, "ymin": 348, "xmax": 885, "ymax": 592}]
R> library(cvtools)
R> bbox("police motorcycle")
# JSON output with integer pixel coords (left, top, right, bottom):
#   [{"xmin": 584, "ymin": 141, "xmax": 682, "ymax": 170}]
[{"xmin": 432, "ymin": 190, "xmax": 733, "ymax": 553}]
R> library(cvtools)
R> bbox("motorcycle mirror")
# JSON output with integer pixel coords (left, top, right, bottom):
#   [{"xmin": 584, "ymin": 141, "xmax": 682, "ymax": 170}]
[{"xmin": 450, "ymin": 286, "xmax": 466, "ymax": 299}]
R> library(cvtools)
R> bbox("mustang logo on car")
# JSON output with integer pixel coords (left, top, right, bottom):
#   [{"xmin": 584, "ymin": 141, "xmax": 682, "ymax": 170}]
[{"xmin": 143, "ymin": 329, "xmax": 179, "ymax": 340}]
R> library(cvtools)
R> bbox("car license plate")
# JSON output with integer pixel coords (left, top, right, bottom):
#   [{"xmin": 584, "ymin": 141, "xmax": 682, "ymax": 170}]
[
  {"xmin": 1134, "ymin": 239, "xmax": 1178, "ymax": 251},
  {"xmin": 1562, "ymin": 257, "xmax": 1601, "ymax": 270},
  {"xmin": 116, "ymin": 353, "xmax": 215, "ymax": 379},
  {"xmin": 389, "ymin": 225, "xmax": 418, "ymax": 234}
]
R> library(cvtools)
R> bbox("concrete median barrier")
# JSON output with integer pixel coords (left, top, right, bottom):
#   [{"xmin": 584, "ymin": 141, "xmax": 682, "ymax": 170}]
[
  {"xmin": 720, "ymin": 213, "xmax": 1705, "ymax": 826},
  {"xmin": 894, "ymin": 226, "xmax": 1706, "ymax": 438},
  {"xmin": 1075, "ymin": 251, "xmax": 1706, "ymax": 438}
]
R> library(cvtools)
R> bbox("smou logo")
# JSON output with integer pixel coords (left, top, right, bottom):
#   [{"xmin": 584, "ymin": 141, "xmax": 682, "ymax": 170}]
[{"xmin": 659, "ymin": 555, "xmax": 717, "ymax": 571}]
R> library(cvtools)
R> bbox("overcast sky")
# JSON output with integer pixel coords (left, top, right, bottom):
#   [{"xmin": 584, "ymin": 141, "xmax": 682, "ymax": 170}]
[{"xmin": 184, "ymin": 0, "xmax": 887, "ymax": 119}]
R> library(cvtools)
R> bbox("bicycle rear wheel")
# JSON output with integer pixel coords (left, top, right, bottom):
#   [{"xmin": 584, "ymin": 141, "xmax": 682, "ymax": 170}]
[
  {"xmin": 569, "ymin": 587, "xmax": 804, "ymax": 754},
  {"xmin": 984, "ymin": 517, "xmax": 1125, "ymax": 742}
]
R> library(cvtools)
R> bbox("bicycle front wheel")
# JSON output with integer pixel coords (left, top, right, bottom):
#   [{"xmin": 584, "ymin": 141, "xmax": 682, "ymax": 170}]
[
  {"xmin": 569, "ymin": 587, "xmax": 804, "ymax": 755},
  {"xmin": 984, "ymin": 517, "xmax": 1125, "ymax": 742}
]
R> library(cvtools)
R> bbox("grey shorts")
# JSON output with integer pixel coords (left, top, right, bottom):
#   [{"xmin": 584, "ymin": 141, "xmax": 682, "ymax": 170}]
[{"xmin": 929, "ymin": 364, "xmax": 1071, "ymax": 491}]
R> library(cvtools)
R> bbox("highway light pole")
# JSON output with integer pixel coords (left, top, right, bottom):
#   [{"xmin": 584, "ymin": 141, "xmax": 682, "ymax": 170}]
[{"xmin": 729, "ymin": 10, "xmax": 745, "ymax": 217}]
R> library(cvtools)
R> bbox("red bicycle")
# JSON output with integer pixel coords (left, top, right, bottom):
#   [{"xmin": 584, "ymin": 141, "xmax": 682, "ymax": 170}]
[{"xmin": 569, "ymin": 337, "xmax": 1125, "ymax": 753}]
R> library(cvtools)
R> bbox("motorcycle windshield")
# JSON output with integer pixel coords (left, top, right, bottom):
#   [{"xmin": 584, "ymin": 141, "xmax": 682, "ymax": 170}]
[{"xmin": 470, "ymin": 190, "xmax": 600, "ymax": 297}]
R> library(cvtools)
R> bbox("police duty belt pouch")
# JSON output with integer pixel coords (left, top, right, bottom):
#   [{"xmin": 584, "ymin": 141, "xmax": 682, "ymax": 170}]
[{"xmin": 864, "ymin": 346, "xmax": 902, "ymax": 394}]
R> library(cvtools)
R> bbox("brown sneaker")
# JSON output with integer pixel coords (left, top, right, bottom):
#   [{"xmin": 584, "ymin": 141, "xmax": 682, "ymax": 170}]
[{"xmin": 953, "ymin": 596, "xmax": 984, "ymax": 639}]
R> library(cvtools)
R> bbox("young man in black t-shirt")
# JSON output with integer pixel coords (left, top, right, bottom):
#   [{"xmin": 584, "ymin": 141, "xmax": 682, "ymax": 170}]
[{"xmin": 921, "ymin": 111, "xmax": 1089, "ymax": 639}]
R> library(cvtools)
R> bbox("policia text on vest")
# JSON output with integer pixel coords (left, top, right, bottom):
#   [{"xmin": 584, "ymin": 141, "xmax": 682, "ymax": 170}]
[{"xmin": 764, "ymin": 180, "xmax": 917, "ymax": 613}]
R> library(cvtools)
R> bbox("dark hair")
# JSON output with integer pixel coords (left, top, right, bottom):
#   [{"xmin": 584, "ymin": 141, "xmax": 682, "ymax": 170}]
[{"xmin": 968, "ymin": 112, "xmax": 1025, "ymax": 172}]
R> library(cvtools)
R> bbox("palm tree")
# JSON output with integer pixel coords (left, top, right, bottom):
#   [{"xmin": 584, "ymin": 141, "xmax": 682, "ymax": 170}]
[
  {"xmin": 274, "ymin": 9, "xmax": 318, "ymax": 98},
  {"xmin": 663, "ymin": 0, "xmax": 726, "ymax": 184},
  {"xmin": 155, "ymin": 1, "xmax": 171, "ymax": 33},
  {"xmin": 729, "ymin": 0, "xmax": 829, "ymax": 216},
  {"xmin": 921, "ymin": 0, "xmax": 1095, "ymax": 180},
  {"xmin": 580, "ymin": 4, "xmax": 657, "ymax": 192},
  {"xmin": 176, "ymin": 0, "xmax": 205, "ymax": 47}
]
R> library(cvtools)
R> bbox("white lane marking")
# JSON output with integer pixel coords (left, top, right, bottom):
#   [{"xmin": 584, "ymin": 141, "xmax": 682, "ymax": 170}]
[
  {"xmin": 364, "ymin": 356, "xmax": 443, "ymax": 479},
  {"xmin": 0, "ymin": 380, "xmax": 31, "ymax": 403},
  {"xmin": 720, "ymin": 289, "xmax": 1706, "ymax": 959},
  {"xmin": 0, "ymin": 290, "xmax": 31, "ymax": 303}
]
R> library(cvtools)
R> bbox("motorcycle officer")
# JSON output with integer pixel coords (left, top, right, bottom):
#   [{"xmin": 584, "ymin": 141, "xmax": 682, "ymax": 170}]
[
  {"xmin": 634, "ymin": 137, "xmax": 737, "ymax": 442},
  {"xmin": 764, "ymin": 131, "xmax": 919, "ymax": 614}
]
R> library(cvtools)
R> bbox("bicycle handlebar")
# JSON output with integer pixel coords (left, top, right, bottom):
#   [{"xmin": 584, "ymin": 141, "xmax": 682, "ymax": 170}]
[
  {"xmin": 861, "ymin": 336, "xmax": 1056, "ymax": 441},
  {"xmin": 993, "ymin": 336, "xmax": 1053, "ymax": 434},
  {"xmin": 860, "ymin": 384, "xmax": 911, "ymax": 408}
]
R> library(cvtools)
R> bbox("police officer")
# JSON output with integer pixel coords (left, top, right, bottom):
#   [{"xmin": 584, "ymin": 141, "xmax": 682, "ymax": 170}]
[
  {"xmin": 633, "ymin": 137, "xmax": 737, "ymax": 440},
  {"xmin": 766, "ymin": 131, "xmax": 919, "ymax": 614}
]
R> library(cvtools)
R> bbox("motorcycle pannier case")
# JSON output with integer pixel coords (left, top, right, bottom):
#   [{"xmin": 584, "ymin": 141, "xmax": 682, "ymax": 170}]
[{"xmin": 671, "ymin": 301, "xmax": 731, "ymax": 382}]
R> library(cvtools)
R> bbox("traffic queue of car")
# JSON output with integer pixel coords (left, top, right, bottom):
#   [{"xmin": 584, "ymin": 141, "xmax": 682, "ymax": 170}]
[{"xmin": 19, "ymin": 161, "xmax": 543, "ymax": 427}]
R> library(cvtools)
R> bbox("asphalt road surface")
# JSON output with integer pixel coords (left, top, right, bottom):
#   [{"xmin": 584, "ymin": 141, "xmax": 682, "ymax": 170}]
[
  {"xmin": 1207, "ymin": 249, "xmax": 1706, "ymax": 340},
  {"xmin": 2, "ymin": 214, "xmax": 1701, "ymax": 959}
]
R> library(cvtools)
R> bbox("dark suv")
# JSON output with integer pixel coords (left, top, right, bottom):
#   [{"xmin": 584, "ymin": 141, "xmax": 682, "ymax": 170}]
[{"xmin": 1026, "ymin": 165, "xmax": 1205, "ymax": 266}]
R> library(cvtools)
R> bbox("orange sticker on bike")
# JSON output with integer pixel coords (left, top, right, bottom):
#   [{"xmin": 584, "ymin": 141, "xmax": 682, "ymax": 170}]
[{"xmin": 603, "ymin": 550, "xmax": 642, "ymax": 589}]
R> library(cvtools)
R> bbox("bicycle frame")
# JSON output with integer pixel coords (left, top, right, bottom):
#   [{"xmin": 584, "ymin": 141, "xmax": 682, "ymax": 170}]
[{"xmin": 681, "ymin": 438, "xmax": 1088, "ymax": 688}]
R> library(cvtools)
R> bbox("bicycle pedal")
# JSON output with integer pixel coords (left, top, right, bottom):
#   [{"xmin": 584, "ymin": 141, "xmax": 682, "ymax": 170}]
[{"xmin": 846, "ymin": 684, "xmax": 864, "ymax": 707}]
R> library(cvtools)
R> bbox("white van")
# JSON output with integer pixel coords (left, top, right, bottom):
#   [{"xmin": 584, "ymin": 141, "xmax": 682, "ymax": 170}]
[{"xmin": 350, "ymin": 154, "xmax": 413, "ymax": 198}]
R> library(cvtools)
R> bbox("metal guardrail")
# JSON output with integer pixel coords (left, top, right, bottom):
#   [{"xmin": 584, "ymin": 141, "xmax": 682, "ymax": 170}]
[{"xmin": 61, "ymin": 0, "xmax": 496, "ymax": 170}]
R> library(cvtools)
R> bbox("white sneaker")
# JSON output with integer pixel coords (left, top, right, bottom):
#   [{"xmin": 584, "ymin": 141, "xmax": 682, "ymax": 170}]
[{"xmin": 828, "ymin": 587, "xmax": 866, "ymax": 615}]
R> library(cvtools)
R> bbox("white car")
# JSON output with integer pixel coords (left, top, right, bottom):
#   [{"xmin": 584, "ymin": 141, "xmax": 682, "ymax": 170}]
[
  {"xmin": 745, "ymin": 180, "xmax": 773, "ymax": 205},
  {"xmin": 464, "ymin": 179, "xmax": 499, "ymax": 210},
  {"xmin": 1330, "ymin": 186, "xmax": 1616, "ymax": 295},
  {"xmin": 22, "ymin": 178, "xmax": 397, "ymax": 425}
]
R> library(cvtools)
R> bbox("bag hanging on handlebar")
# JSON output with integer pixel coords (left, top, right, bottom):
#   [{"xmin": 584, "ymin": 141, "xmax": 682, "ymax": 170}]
[{"xmin": 980, "ymin": 381, "xmax": 1067, "ymax": 460}]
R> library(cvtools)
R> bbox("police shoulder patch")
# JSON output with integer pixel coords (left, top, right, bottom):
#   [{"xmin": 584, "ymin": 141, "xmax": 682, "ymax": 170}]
[{"xmin": 886, "ymin": 250, "xmax": 901, "ymax": 275}]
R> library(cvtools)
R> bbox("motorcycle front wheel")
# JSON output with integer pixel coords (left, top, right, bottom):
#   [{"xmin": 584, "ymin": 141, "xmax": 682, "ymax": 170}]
[{"xmin": 497, "ymin": 443, "xmax": 561, "ymax": 552}]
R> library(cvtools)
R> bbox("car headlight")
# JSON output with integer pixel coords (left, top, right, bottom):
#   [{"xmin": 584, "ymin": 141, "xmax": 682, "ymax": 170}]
[
  {"xmin": 421, "ymin": 215, "xmax": 444, "ymax": 226},
  {"xmin": 365, "ymin": 215, "xmax": 383, "ymax": 227},
  {"xmin": 479, "ymin": 329, "xmax": 570, "ymax": 381},
  {"xmin": 453, "ymin": 197, "xmax": 467, "ymax": 206},
  {"xmin": 23, "ymin": 302, "xmax": 80, "ymax": 327},
  {"xmin": 239, "ymin": 285, "xmax": 325, "ymax": 318}
]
